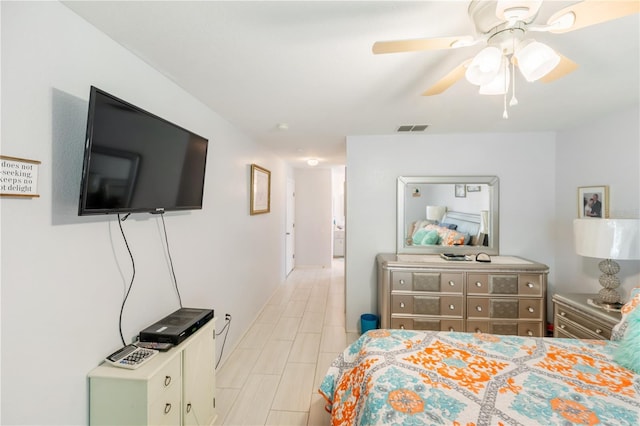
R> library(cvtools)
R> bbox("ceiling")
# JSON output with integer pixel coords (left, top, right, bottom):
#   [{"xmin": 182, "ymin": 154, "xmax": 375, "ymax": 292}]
[{"xmin": 62, "ymin": 1, "xmax": 639, "ymax": 167}]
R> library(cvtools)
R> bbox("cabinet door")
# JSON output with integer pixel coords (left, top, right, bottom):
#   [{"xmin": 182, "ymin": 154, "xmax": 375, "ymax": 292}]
[{"xmin": 183, "ymin": 323, "xmax": 216, "ymax": 426}]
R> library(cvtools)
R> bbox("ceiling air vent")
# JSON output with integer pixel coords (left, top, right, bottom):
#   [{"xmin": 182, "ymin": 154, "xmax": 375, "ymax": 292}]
[{"xmin": 397, "ymin": 124, "xmax": 429, "ymax": 132}]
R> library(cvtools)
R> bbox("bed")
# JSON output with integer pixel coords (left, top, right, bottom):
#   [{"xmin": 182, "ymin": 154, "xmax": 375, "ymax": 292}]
[
  {"xmin": 407, "ymin": 211, "xmax": 482, "ymax": 247},
  {"xmin": 319, "ymin": 291, "xmax": 640, "ymax": 426}
]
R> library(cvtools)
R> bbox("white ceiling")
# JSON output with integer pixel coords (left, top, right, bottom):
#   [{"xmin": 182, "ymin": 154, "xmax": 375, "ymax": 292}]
[{"xmin": 62, "ymin": 1, "xmax": 639, "ymax": 167}]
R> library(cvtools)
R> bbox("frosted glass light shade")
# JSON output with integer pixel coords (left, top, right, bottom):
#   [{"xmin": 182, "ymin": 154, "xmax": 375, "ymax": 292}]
[
  {"xmin": 465, "ymin": 46, "xmax": 502, "ymax": 86},
  {"xmin": 514, "ymin": 40, "xmax": 560, "ymax": 82},
  {"xmin": 426, "ymin": 205, "xmax": 447, "ymax": 222},
  {"xmin": 480, "ymin": 59, "xmax": 510, "ymax": 95},
  {"xmin": 574, "ymin": 219, "xmax": 640, "ymax": 260}
]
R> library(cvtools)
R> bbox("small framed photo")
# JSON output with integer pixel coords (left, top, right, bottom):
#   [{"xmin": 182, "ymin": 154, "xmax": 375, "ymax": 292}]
[
  {"xmin": 250, "ymin": 164, "xmax": 271, "ymax": 215},
  {"xmin": 578, "ymin": 185, "xmax": 609, "ymax": 218},
  {"xmin": 455, "ymin": 184, "xmax": 466, "ymax": 198},
  {"xmin": 466, "ymin": 185, "xmax": 481, "ymax": 192}
]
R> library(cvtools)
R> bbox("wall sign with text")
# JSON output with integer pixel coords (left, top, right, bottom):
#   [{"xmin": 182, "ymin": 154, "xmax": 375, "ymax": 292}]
[{"xmin": 1, "ymin": 155, "xmax": 41, "ymax": 198}]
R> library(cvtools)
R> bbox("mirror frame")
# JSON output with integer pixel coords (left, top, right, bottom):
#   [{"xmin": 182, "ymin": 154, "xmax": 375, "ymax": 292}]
[{"xmin": 397, "ymin": 175, "xmax": 499, "ymax": 255}]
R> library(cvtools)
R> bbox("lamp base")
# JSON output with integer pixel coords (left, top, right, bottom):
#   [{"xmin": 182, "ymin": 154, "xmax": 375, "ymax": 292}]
[{"xmin": 597, "ymin": 259, "xmax": 621, "ymax": 304}]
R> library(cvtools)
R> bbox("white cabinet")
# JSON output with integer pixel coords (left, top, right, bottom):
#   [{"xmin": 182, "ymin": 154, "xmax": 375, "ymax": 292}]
[{"xmin": 89, "ymin": 319, "xmax": 216, "ymax": 425}]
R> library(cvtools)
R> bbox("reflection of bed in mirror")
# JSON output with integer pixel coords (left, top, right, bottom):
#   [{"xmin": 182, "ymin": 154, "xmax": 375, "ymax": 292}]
[
  {"xmin": 407, "ymin": 211, "xmax": 483, "ymax": 247},
  {"xmin": 397, "ymin": 176, "xmax": 499, "ymax": 255}
]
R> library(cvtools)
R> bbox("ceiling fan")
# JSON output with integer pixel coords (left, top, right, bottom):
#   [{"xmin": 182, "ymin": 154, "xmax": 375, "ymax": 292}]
[{"xmin": 372, "ymin": 0, "xmax": 639, "ymax": 118}]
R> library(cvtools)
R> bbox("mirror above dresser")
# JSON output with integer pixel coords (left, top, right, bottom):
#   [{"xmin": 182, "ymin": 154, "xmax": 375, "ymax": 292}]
[{"xmin": 397, "ymin": 176, "xmax": 499, "ymax": 255}]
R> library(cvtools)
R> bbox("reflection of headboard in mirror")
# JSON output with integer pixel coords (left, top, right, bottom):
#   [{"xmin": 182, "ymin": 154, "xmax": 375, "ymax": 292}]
[{"xmin": 397, "ymin": 176, "xmax": 499, "ymax": 255}]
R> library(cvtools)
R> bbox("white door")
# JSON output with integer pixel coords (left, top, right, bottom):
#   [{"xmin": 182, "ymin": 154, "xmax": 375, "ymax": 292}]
[{"xmin": 285, "ymin": 178, "xmax": 295, "ymax": 275}]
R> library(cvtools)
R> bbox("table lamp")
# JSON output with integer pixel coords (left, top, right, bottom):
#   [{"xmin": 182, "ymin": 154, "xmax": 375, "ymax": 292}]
[
  {"xmin": 426, "ymin": 205, "xmax": 447, "ymax": 222},
  {"xmin": 573, "ymin": 218, "xmax": 640, "ymax": 308}
]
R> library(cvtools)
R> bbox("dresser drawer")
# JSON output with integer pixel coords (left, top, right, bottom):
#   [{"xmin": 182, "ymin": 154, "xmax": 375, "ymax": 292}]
[
  {"xmin": 148, "ymin": 356, "xmax": 182, "ymax": 403},
  {"xmin": 391, "ymin": 317, "xmax": 464, "ymax": 332},
  {"xmin": 555, "ymin": 310, "xmax": 612, "ymax": 339},
  {"xmin": 467, "ymin": 274, "xmax": 543, "ymax": 296},
  {"xmin": 467, "ymin": 298, "xmax": 543, "ymax": 320},
  {"xmin": 392, "ymin": 295, "xmax": 463, "ymax": 316},
  {"xmin": 392, "ymin": 271, "xmax": 463, "ymax": 293},
  {"xmin": 466, "ymin": 320, "xmax": 543, "ymax": 337},
  {"xmin": 148, "ymin": 394, "xmax": 181, "ymax": 426}
]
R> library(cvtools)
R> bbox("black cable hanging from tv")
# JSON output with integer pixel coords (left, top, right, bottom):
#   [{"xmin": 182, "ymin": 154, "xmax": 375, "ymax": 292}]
[
  {"xmin": 117, "ymin": 213, "xmax": 136, "ymax": 347},
  {"xmin": 160, "ymin": 212, "xmax": 183, "ymax": 308}
]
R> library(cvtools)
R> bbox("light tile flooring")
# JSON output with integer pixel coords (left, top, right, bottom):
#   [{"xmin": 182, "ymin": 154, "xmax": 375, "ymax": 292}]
[{"xmin": 214, "ymin": 259, "xmax": 358, "ymax": 426}]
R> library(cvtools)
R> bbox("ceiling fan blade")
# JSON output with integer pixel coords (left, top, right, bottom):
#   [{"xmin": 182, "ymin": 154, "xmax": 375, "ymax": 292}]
[
  {"xmin": 372, "ymin": 36, "xmax": 473, "ymax": 54},
  {"xmin": 540, "ymin": 53, "xmax": 578, "ymax": 83},
  {"xmin": 422, "ymin": 59, "xmax": 471, "ymax": 96},
  {"xmin": 547, "ymin": 0, "xmax": 640, "ymax": 34}
]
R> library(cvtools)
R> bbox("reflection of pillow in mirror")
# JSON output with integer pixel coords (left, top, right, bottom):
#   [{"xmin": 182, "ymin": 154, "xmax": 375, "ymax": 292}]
[
  {"xmin": 420, "ymin": 230, "xmax": 440, "ymax": 245},
  {"xmin": 412, "ymin": 228, "xmax": 429, "ymax": 245},
  {"xmin": 439, "ymin": 222, "xmax": 458, "ymax": 230},
  {"xmin": 440, "ymin": 229, "xmax": 466, "ymax": 246}
]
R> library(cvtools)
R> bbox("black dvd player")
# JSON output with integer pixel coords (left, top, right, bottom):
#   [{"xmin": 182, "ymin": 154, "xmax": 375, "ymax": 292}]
[{"xmin": 139, "ymin": 307, "xmax": 214, "ymax": 345}]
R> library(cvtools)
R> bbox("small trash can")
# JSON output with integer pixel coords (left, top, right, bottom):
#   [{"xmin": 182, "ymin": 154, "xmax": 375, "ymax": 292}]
[{"xmin": 360, "ymin": 313, "xmax": 379, "ymax": 334}]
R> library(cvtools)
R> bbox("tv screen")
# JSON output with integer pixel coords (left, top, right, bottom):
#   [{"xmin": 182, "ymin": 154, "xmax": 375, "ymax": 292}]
[{"xmin": 78, "ymin": 86, "xmax": 208, "ymax": 215}]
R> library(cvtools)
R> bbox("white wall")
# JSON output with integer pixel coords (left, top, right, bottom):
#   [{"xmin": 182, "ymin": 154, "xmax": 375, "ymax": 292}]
[
  {"xmin": 345, "ymin": 133, "xmax": 557, "ymax": 332},
  {"xmin": 1, "ymin": 2, "xmax": 287, "ymax": 424},
  {"xmin": 294, "ymin": 168, "xmax": 333, "ymax": 267},
  {"xmin": 554, "ymin": 106, "xmax": 640, "ymax": 300}
]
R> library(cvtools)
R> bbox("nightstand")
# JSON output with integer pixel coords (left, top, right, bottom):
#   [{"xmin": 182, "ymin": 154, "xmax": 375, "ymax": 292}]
[{"xmin": 552, "ymin": 293, "xmax": 622, "ymax": 340}]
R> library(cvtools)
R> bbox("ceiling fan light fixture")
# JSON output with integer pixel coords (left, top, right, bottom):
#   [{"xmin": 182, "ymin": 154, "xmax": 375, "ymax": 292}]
[
  {"xmin": 465, "ymin": 46, "xmax": 502, "ymax": 86},
  {"xmin": 514, "ymin": 40, "xmax": 560, "ymax": 82},
  {"xmin": 479, "ymin": 58, "xmax": 510, "ymax": 95}
]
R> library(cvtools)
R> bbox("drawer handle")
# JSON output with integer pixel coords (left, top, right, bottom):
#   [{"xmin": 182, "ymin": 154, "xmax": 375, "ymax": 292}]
[
  {"xmin": 448, "ymin": 281, "xmax": 455, "ymax": 286},
  {"xmin": 399, "ymin": 279, "xmax": 405, "ymax": 285},
  {"xmin": 475, "ymin": 306, "xmax": 482, "ymax": 312},
  {"xmin": 475, "ymin": 328, "xmax": 481, "ymax": 333},
  {"xmin": 595, "ymin": 328, "xmax": 602, "ymax": 334},
  {"xmin": 527, "ymin": 282, "xmax": 534, "ymax": 288},
  {"xmin": 528, "ymin": 307, "xmax": 535, "ymax": 313},
  {"xmin": 527, "ymin": 330, "xmax": 534, "ymax": 336},
  {"xmin": 560, "ymin": 311, "xmax": 566, "ymax": 316},
  {"xmin": 399, "ymin": 324, "xmax": 405, "ymax": 330},
  {"xmin": 448, "ymin": 327, "xmax": 454, "ymax": 331},
  {"xmin": 475, "ymin": 282, "xmax": 483, "ymax": 287},
  {"xmin": 164, "ymin": 376, "xmax": 172, "ymax": 387},
  {"xmin": 164, "ymin": 403, "xmax": 172, "ymax": 415},
  {"xmin": 400, "ymin": 302, "xmax": 405, "ymax": 308},
  {"xmin": 186, "ymin": 403, "xmax": 192, "ymax": 413},
  {"xmin": 449, "ymin": 304, "xmax": 455, "ymax": 310}
]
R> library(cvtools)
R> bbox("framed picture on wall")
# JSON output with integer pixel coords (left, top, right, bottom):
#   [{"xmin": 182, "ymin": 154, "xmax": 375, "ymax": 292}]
[
  {"xmin": 578, "ymin": 185, "xmax": 609, "ymax": 218},
  {"xmin": 455, "ymin": 184, "xmax": 466, "ymax": 198},
  {"xmin": 250, "ymin": 164, "xmax": 271, "ymax": 215}
]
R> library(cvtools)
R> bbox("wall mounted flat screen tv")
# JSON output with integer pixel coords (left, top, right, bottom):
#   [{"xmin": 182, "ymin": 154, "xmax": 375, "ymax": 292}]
[{"xmin": 78, "ymin": 86, "xmax": 208, "ymax": 216}]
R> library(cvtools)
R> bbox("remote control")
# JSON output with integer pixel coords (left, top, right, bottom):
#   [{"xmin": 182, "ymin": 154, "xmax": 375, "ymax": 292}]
[{"xmin": 105, "ymin": 344, "xmax": 159, "ymax": 369}]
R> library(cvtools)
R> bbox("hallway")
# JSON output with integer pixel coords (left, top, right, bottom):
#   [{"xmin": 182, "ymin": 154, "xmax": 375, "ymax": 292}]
[{"xmin": 214, "ymin": 259, "xmax": 357, "ymax": 425}]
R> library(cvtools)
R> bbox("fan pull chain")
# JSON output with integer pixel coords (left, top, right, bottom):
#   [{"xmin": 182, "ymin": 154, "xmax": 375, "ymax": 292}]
[
  {"xmin": 503, "ymin": 60, "xmax": 509, "ymax": 119},
  {"xmin": 510, "ymin": 38, "xmax": 519, "ymax": 107}
]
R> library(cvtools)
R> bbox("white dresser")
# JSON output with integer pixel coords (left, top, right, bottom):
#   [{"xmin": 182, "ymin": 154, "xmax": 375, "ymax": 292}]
[{"xmin": 88, "ymin": 319, "xmax": 216, "ymax": 425}]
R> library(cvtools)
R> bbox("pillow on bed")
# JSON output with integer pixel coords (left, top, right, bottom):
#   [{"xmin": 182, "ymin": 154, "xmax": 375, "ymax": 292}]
[
  {"xmin": 438, "ymin": 222, "xmax": 458, "ymax": 230},
  {"xmin": 412, "ymin": 228, "xmax": 440, "ymax": 245},
  {"xmin": 614, "ymin": 304, "xmax": 640, "ymax": 374},
  {"xmin": 611, "ymin": 286, "xmax": 640, "ymax": 341},
  {"xmin": 425, "ymin": 224, "xmax": 467, "ymax": 246}
]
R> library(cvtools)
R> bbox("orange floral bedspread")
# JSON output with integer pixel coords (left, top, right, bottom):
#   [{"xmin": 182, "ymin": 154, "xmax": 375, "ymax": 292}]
[{"xmin": 318, "ymin": 330, "xmax": 639, "ymax": 425}]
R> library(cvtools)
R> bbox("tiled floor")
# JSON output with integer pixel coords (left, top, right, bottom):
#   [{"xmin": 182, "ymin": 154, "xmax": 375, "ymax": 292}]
[{"xmin": 215, "ymin": 258, "xmax": 358, "ymax": 426}]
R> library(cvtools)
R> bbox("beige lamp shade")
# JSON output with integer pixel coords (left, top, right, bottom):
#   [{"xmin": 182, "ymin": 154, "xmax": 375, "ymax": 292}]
[{"xmin": 574, "ymin": 219, "xmax": 640, "ymax": 260}]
